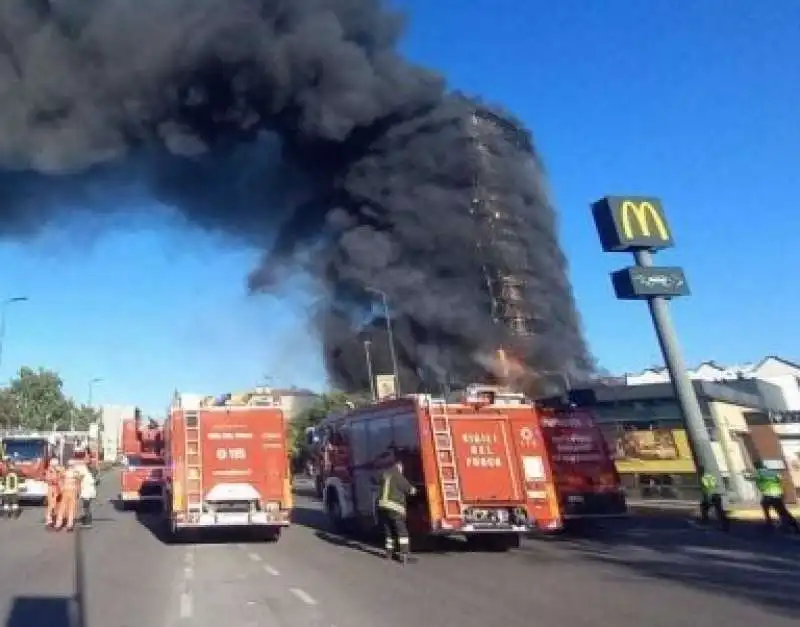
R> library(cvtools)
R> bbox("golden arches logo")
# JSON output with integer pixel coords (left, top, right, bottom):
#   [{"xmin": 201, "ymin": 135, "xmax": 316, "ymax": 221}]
[{"xmin": 620, "ymin": 200, "xmax": 669, "ymax": 241}]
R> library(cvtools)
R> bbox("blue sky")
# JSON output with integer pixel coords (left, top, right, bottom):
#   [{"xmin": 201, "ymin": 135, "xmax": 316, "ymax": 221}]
[{"xmin": 1, "ymin": 0, "xmax": 797, "ymax": 413}]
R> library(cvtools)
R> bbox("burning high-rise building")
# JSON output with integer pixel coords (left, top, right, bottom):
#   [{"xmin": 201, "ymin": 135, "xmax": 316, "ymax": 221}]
[
  {"xmin": 466, "ymin": 103, "xmax": 537, "ymax": 341},
  {"xmin": 325, "ymin": 99, "xmax": 592, "ymax": 395}
]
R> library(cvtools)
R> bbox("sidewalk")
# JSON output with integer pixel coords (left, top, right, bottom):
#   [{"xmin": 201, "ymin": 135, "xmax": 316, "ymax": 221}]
[{"xmin": 628, "ymin": 498, "xmax": 800, "ymax": 520}]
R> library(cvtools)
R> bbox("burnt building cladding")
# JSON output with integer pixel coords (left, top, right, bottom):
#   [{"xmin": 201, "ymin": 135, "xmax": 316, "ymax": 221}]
[
  {"xmin": 468, "ymin": 105, "xmax": 536, "ymax": 341},
  {"xmin": 325, "ymin": 100, "xmax": 591, "ymax": 395}
]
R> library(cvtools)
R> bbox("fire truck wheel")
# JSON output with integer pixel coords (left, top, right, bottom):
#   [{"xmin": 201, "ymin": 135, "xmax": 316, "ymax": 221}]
[
  {"xmin": 326, "ymin": 492, "xmax": 344, "ymax": 532},
  {"xmin": 263, "ymin": 528, "xmax": 281, "ymax": 542}
]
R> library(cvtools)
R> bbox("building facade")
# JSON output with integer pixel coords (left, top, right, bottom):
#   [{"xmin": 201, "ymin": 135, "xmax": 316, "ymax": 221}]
[
  {"xmin": 100, "ymin": 404, "xmax": 137, "ymax": 462},
  {"xmin": 574, "ymin": 381, "xmax": 779, "ymax": 503},
  {"xmin": 625, "ymin": 356, "xmax": 800, "ymax": 410}
]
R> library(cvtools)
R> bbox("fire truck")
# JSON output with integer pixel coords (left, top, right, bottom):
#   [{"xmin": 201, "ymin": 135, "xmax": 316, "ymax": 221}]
[
  {"xmin": 0, "ymin": 434, "xmax": 54, "ymax": 504},
  {"xmin": 161, "ymin": 392, "xmax": 293, "ymax": 541},
  {"xmin": 312, "ymin": 384, "xmax": 626, "ymax": 550},
  {"xmin": 118, "ymin": 410, "xmax": 166, "ymax": 509}
]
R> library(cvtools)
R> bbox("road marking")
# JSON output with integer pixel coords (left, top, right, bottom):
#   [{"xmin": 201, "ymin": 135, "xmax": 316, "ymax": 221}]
[
  {"xmin": 263, "ymin": 564, "xmax": 280, "ymax": 576},
  {"xmin": 248, "ymin": 552, "xmax": 262, "ymax": 562},
  {"xmin": 184, "ymin": 551, "xmax": 194, "ymax": 566},
  {"xmin": 290, "ymin": 588, "xmax": 317, "ymax": 606},
  {"xmin": 183, "ymin": 567, "xmax": 194, "ymax": 581},
  {"xmin": 180, "ymin": 592, "xmax": 193, "ymax": 618}
]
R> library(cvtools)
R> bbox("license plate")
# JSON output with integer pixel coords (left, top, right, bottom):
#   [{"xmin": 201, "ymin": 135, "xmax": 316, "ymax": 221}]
[{"xmin": 217, "ymin": 513, "xmax": 249, "ymax": 524}]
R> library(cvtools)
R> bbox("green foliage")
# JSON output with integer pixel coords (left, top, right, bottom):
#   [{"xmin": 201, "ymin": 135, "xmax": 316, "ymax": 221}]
[
  {"xmin": 288, "ymin": 390, "xmax": 371, "ymax": 461},
  {"xmin": 0, "ymin": 366, "xmax": 101, "ymax": 431}
]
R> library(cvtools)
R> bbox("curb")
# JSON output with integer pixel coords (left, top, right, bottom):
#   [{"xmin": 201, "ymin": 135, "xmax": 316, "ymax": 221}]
[{"xmin": 628, "ymin": 503, "xmax": 800, "ymax": 521}]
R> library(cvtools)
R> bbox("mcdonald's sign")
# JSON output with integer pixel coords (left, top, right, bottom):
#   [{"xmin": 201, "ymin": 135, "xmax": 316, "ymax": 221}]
[{"xmin": 591, "ymin": 196, "xmax": 675, "ymax": 253}]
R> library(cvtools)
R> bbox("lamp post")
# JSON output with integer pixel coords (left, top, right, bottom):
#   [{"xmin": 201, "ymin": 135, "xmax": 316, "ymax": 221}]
[
  {"xmin": 78, "ymin": 377, "xmax": 104, "ymax": 432},
  {"xmin": 0, "ymin": 296, "xmax": 28, "ymax": 376},
  {"xmin": 363, "ymin": 340, "xmax": 376, "ymax": 401},
  {"xmin": 367, "ymin": 287, "xmax": 400, "ymax": 396}
]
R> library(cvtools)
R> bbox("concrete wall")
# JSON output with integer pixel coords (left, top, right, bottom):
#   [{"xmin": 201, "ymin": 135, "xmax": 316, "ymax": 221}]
[{"xmin": 100, "ymin": 404, "xmax": 136, "ymax": 461}]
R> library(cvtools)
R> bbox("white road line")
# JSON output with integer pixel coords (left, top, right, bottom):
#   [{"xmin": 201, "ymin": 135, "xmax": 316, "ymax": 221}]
[
  {"xmin": 180, "ymin": 592, "xmax": 193, "ymax": 618},
  {"xmin": 184, "ymin": 551, "xmax": 194, "ymax": 566},
  {"xmin": 289, "ymin": 588, "xmax": 318, "ymax": 606},
  {"xmin": 263, "ymin": 564, "xmax": 280, "ymax": 576},
  {"xmin": 248, "ymin": 552, "xmax": 262, "ymax": 562},
  {"xmin": 184, "ymin": 567, "xmax": 194, "ymax": 581}
]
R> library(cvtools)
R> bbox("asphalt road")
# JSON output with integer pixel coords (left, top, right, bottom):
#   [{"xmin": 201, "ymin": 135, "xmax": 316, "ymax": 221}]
[{"xmin": 1, "ymin": 473, "xmax": 799, "ymax": 627}]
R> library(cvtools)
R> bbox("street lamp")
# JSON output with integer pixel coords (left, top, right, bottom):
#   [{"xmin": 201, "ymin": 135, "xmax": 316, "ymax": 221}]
[
  {"xmin": 0, "ymin": 296, "xmax": 29, "ymax": 375},
  {"xmin": 77, "ymin": 377, "xmax": 104, "ymax": 432},
  {"xmin": 366, "ymin": 287, "xmax": 400, "ymax": 396},
  {"xmin": 87, "ymin": 377, "xmax": 103, "ymax": 407},
  {"xmin": 363, "ymin": 340, "xmax": 376, "ymax": 401}
]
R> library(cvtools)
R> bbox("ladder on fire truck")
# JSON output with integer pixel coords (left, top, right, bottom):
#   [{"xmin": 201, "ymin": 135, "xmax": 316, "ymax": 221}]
[
  {"xmin": 184, "ymin": 410, "xmax": 203, "ymax": 512},
  {"xmin": 427, "ymin": 399, "xmax": 463, "ymax": 519}
]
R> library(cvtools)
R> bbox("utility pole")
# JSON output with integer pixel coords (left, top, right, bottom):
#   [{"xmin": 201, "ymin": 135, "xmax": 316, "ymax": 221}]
[
  {"xmin": 367, "ymin": 287, "xmax": 401, "ymax": 396},
  {"xmin": 592, "ymin": 196, "xmax": 726, "ymax": 502},
  {"xmin": 80, "ymin": 377, "xmax": 104, "ymax": 432},
  {"xmin": 363, "ymin": 340, "xmax": 376, "ymax": 401}
]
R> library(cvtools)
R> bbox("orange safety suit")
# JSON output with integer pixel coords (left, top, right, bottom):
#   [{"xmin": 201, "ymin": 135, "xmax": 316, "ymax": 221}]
[
  {"xmin": 45, "ymin": 464, "xmax": 62, "ymax": 527},
  {"xmin": 54, "ymin": 465, "xmax": 81, "ymax": 531}
]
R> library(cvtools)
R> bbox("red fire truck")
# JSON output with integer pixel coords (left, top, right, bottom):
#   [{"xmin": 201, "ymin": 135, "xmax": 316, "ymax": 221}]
[
  {"xmin": 119, "ymin": 410, "xmax": 165, "ymax": 509},
  {"xmin": 1, "ymin": 435, "xmax": 52, "ymax": 504},
  {"xmin": 161, "ymin": 394, "xmax": 293, "ymax": 541},
  {"xmin": 312, "ymin": 385, "xmax": 626, "ymax": 550}
]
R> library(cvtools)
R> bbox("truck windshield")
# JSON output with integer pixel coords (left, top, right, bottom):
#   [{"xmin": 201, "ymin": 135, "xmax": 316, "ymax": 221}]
[
  {"xmin": 126, "ymin": 456, "xmax": 163, "ymax": 467},
  {"xmin": 2, "ymin": 439, "xmax": 47, "ymax": 461}
]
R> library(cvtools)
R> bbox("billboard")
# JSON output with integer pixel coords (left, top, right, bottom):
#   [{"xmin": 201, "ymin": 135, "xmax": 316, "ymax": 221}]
[
  {"xmin": 592, "ymin": 196, "xmax": 675, "ymax": 252},
  {"xmin": 612, "ymin": 266, "xmax": 690, "ymax": 299},
  {"xmin": 375, "ymin": 374, "xmax": 396, "ymax": 400},
  {"xmin": 604, "ymin": 427, "xmax": 696, "ymax": 473}
]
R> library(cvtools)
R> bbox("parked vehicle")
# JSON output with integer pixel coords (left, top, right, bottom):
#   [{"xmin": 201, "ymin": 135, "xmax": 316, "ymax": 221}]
[
  {"xmin": 311, "ymin": 384, "xmax": 626, "ymax": 550},
  {"xmin": 119, "ymin": 411, "xmax": 165, "ymax": 508},
  {"xmin": 161, "ymin": 393, "xmax": 293, "ymax": 541}
]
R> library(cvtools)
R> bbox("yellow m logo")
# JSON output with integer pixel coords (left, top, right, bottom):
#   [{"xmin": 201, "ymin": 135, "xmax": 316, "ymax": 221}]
[{"xmin": 620, "ymin": 201, "xmax": 669, "ymax": 241}]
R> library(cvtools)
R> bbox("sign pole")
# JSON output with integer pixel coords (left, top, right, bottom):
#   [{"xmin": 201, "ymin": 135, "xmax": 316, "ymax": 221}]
[
  {"xmin": 633, "ymin": 249, "xmax": 725, "ymax": 494},
  {"xmin": 591, "ymin": 196, "xmax": 726, "ymax": 505}
]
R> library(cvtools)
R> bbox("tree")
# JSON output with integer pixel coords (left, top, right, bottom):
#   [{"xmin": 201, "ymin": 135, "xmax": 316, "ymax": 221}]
[
  {"xmin": 288, "ymin": 390, "xmax": 370, "ymax": 463},
  {"xmin": 0, "ymin": 366, "xmax": 100, "ymax": 431}
]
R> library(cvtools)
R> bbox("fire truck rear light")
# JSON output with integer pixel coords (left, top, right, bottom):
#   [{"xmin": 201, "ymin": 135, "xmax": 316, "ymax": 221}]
[{"xmin": 527, "ymin": 490, "xmax": 547, "ymax": 500}]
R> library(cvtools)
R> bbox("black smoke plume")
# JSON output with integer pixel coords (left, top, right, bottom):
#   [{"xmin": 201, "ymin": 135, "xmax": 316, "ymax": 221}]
[{"xmin": 0, "ymin": 0, "xmax": 593, "ymax": 392}]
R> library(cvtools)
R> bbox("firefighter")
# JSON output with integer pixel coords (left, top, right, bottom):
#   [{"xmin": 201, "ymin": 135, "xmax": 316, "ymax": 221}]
[
  {"xmin": 377, "ymin": 457, "xmax": 417, "ymax": 563},
  {"xmin": 77, "ymin": 461, "xmax": 96, "ymax": 527},
  {"xmin": 54, "ymin": 460, "xmax": 81, "ymax": 532},
  {"xmin": 698, "ymin": 465, "xmax": 729, "ymax": 530},
  {"xmin": 44, "ymin": 457, "xmax": 62, "ymax": 528},
  {"xmin": 1, "ymin": 457, "xmax": 21, "ymax": 519},
  {"xmin": 746, "ymin": 461, "xmax": 800, "ymax": 533}
]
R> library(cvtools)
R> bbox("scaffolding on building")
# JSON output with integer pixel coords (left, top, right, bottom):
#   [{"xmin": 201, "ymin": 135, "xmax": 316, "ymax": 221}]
[{"xmin": 464, "ymin": 104, "xmax": 537, "ymax": 341}]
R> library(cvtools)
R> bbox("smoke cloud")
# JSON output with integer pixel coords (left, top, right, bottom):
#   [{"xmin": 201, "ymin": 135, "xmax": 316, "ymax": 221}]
[{"xmin": 0, "ymin": 0, "xmax": 593, "ymax": 392}]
